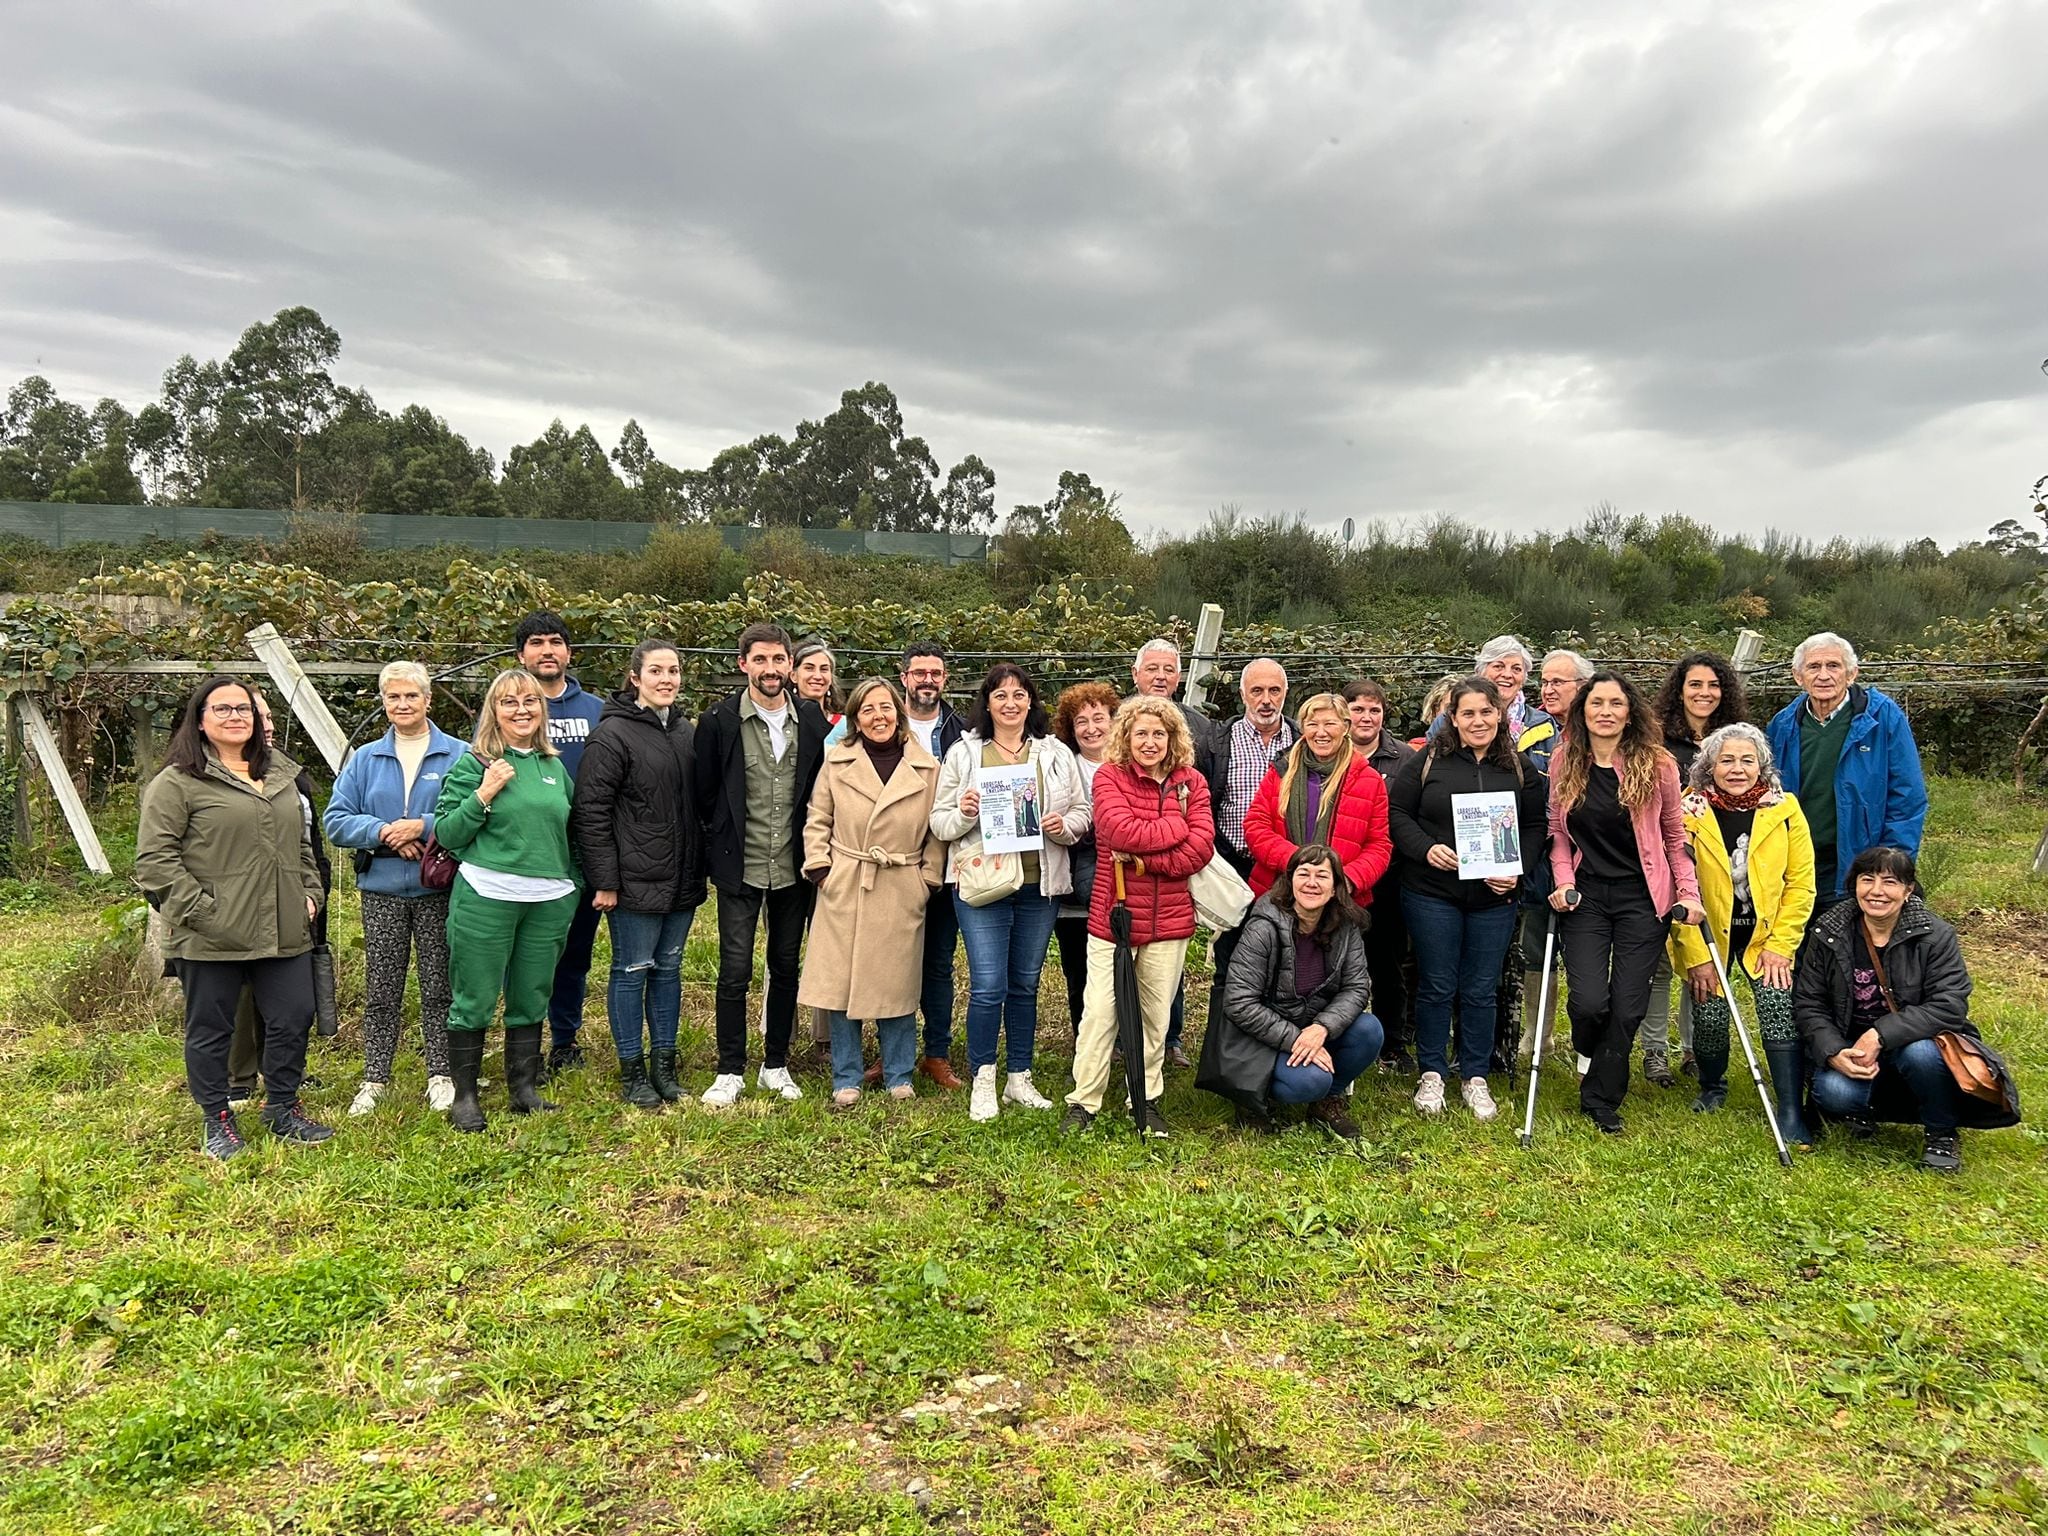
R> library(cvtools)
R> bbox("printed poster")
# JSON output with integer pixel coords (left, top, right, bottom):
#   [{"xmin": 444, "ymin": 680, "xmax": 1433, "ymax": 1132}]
[
  {"xmin": 1450, "ymin": 790, "xmax": 1522, "ymax": 879},
  {"xmin": 977, "ymin": 763, "xmax": 1044, "ymax": 854}
]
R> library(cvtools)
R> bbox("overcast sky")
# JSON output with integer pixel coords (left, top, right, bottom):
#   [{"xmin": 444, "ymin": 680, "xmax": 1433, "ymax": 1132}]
[{"xmin": 4, "ymin": 0, "xmax": 2044, "ymax": 542}]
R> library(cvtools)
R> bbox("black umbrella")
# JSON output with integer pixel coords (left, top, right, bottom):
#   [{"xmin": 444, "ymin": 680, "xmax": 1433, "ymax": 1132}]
[{"xmin": 1111, "ymin": 857, "xmax": 1150, "ymax": 1136}]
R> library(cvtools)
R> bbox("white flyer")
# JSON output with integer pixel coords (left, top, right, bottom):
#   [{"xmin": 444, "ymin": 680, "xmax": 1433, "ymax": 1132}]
[
  {"xmin": 1450, "ymin": 790, "xmax": 1522, "ymax": 879},
  {"xmin": 976, "ymin": 763, "xmax": 1044, "ymax": 854}
]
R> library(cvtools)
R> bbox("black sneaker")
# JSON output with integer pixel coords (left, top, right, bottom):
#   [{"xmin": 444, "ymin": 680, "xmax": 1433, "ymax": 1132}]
[
  {"xmin": 1060, "ymin": 1103, "xmax": 1095, "ymax": 1135},
  {"xmin": 1142, "ymin": 1100, "xmax": 1171, "ymax": 1139},
  {"xmin": 262, "ymin": 1101, "xmax": 335, "ymax": 1145},
  {"xmin": 1380, "ymin": 1047, "xmax": 1415, "ymax": 1075},
  {"xmin": 1235, "ymin": 1105, "xmax": 1279, "ymax": 1136},
  {"xmin": 1582, "ymin": 1104, "xmax": 1625, "ymax": 1135},
  {"xmin": 1841, "ymin": 1113, "xmax": 1879, "ymax": 1141},
  {"xmin": 1921, "ymin": 1131, "xmax": 1961, "ymax": 1174},
  {"xmin": 543, "ymin": 1042, "xmax": 586, "ymax": 1081},
  {"xmin": 203, "ymin": 1109, "xmax": 246, "ymax": 1161}
]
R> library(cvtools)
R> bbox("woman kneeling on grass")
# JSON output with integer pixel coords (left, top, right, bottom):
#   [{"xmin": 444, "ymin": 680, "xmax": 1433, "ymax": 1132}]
[
  {"xmin": 800, "ymin": 677, "xmax": 946, "ymax": 1108},
  {"xmin": 1061, "ymin": 696, "xmax": 1215, "ymax": 1139},
  {"xmin": 1669, "ymin": 723, "xmax": 1815, "ymax": 1136},
  {"xmin": 1202, "ymin": 843, "xmax": 1382, "ymax": 1139},
  {"xmin": 1793, "ymin": 846, "xmax": 2020, "ymax": 1174},
  {"xmin": 433, "ymin": 668, "xmax": 580, "ymax": 1133}
]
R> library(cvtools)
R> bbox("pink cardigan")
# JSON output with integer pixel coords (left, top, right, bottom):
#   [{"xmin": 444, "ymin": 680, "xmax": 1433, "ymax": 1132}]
[{"xmin": 1547, "ymin": 749, "xmax": 1701, "ymax": 914}]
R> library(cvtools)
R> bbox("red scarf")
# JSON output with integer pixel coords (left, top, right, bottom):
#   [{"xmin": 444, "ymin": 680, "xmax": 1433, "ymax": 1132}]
[{"xmin": 1704, "ymin": 779, "xmax": 1773, "ymax": 813}]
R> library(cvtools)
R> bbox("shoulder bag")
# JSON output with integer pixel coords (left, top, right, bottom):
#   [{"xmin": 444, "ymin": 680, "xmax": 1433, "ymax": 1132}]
[{"xmin": 1865, "ymin": 918, "xmax": 2020, "ymax": 1124}]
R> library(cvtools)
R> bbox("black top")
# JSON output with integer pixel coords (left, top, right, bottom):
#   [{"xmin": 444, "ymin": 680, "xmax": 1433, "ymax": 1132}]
[
  {"xmin": 1666, "ymin": 733, "xmax": 1702, "ymax": 780},
  {"xmin": 1567, "ymin": 765, "xmax": 1640, "ymax": 885},
  {"xmin": 1385, "ymin": 745, "xmax": 1550, "ymax": 912},
  {"xmin": 1848, "ymin": 928, "xmax": 1889, "ymax": 1032}
]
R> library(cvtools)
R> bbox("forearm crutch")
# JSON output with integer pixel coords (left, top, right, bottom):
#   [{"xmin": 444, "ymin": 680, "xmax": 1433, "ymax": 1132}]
[
  {"xmin": 1701, "ymin": 932, "xmax": 1793, "ymax": 1168},
  {"xmin": 1518, "ymin": 906, "xmax": 1563, "ymax": 1150}
]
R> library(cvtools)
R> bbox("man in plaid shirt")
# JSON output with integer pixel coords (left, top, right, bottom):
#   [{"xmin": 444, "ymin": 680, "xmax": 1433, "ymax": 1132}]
[{"xmin": 1204, "ymin": 658, "xmax": 1295, "ymax": 995}]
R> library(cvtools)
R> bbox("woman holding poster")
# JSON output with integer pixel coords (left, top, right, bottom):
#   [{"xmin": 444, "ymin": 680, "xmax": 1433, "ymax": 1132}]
[
  {"xmin": 1385, "ymin": 677, "xmax": 1549, "ymax": 1123},
  {"xmin": 1546, "ymin": 672, "xmax": 1702, "ymax": 1134},
  {"xmin": 931, "ymin": 664, "xmax": 1089, "ymax": 1123}
]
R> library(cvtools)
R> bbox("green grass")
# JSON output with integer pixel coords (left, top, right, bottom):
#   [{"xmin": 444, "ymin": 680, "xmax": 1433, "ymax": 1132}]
[{"xmin": 3, "ymin": 778, "xmax": 2047, "ymax": 1532}]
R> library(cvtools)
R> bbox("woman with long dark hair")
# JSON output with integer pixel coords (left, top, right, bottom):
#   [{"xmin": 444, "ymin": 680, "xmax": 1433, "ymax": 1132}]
[
  {"xmin": 1385, "ymin": 676, "xmax": 1549, "ymax": 1123},
  {"xmin": 930, "ymin": 663, "xmax": 1089, "ymax": 1121},
  {"xmin": 137, "ymin": 675, "xmax": 331, "ymax": 1159},
  {"xmin": 1546, "ymin": 672, "xmax": 1702, "ymax": 1133}
]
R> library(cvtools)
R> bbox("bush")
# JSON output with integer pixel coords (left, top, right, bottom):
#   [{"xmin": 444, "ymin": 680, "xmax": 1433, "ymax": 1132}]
[{"xmin": 638, "ymin": 525, "xmax": 744, "ymax": 600}]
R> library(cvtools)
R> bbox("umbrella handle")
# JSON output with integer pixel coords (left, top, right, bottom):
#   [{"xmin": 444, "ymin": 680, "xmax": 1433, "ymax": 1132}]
[{"xmin": 1114, "ymin": 858, "xmax": 1127, "ymax": 904}]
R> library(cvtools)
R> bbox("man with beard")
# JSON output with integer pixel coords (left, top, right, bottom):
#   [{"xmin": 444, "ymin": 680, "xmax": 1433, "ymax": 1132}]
[
  {"xmin": 884, "ymin": 641, "xmax": 968, "ymax": 1088},
  {"xmin": 514, "ymin": 612, "xmax": 608, "ymax": 1078},
  {"xmin": 1204, "ymin": 658, "xmax": 1294, "ymax": 990},
  {"xmin": 694, "ymin": 623, "xmax": 830, "ymax": 1107}
]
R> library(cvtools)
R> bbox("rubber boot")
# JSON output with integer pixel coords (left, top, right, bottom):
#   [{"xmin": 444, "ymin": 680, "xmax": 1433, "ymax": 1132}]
[
  {"xmin": 1691, "ymin": 1041, "xmax": 1730, "ymax": 1113},
  {"xmin": 1764, "ymin": 1043, "xmax": 1813, "ymax": 1147},
  {"xmin": 618, "ymin": 1056, "xmax": 662, "ymax": 1110},
  {"xmin": 506, "ymin": 1025, "xmax": 558, "ymax": 1115},
  {"xmin": 648, "ymin": 1050, "xmax": 684, "ymax": 1104},
  {"xmin": 448, "ymin": 1030, "xmax": 487, "ymax": 1134}
]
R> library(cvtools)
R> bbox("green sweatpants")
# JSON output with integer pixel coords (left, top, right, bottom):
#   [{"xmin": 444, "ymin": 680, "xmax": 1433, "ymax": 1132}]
[{"xmin": 446, "ymin": 880, "xmax": 580, "ymax": 1035}]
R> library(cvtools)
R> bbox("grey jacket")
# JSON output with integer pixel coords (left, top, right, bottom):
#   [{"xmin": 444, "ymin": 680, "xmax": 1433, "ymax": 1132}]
[{"xmin": 1199, "ymin": 895, "xmax": 1372, "ymax": 1113}]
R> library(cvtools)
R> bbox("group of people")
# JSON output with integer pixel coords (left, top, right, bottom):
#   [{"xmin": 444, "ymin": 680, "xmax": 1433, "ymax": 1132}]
[{"xmin": 135, "ymin": 615, "xmax": 2017, "ymax": 1173}]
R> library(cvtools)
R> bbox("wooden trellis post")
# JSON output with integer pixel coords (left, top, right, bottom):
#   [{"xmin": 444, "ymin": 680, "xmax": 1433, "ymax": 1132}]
[
  {"xmin": 1184, "ymin": 603, "xmax": 1226, "ymax": 713},
  {"xmin": 246, "ymin": 622, "xmax": 352, "ymax": 772},
  {"xmin": 14, "ymin": 694, "xmax": 111, "ymax": 875}
]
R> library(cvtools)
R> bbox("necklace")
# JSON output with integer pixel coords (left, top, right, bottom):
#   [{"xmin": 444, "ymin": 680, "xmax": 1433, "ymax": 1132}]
[{"xmin": 989, "ymin": 734, "xmax": 1028, "ymax": 761}]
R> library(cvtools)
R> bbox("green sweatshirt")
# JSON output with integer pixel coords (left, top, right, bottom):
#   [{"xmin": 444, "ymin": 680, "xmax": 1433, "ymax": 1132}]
[{"xmin": 432, "ymin": 748, "xmax": 578, "ymax": 881}]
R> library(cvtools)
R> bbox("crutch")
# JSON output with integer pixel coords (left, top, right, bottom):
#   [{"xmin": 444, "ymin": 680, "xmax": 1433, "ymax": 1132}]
[
  {"xmin": 1517, "ymin": 892, "xmax": 1576, "ymax": 1149},
  {"xmin": 1701, "ymin": 931, "xmax": 1793, "ymax": 1168}
]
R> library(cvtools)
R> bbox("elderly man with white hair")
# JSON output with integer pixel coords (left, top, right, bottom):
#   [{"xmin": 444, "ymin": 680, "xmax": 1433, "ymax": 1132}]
[
  {"xmin": 1204, "ymin": 657, "xmax": 1297, "ymax": 991},
  {"xmin": 1765, "ymin": 632, "xmax": 1927, "ymax": 905}
]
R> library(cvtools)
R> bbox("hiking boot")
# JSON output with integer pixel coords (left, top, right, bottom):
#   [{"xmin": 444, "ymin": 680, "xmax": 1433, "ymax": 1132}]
[
  {"xmin": 448, "ymin": 1031, "xmax": 486, "ymax": 1133},
  {"xmin": 969, "ymin": 1065, "xmax": 1000, "ymax": 1122},
  {"xmin": 506, "ymin": 1025, "xmax": 558, "ymax": 1115},
  {"xmin": 1582, "ymin": 1103, "xmax": 1625, "ymax": 1135},
  {"xmin": 1060, "ymin": 1103, "xmax": 1095, "ymax": 1135},
  {"xmin": 647, "ymin": 1050, "xmax": 684, "ymax": 1104},
  {"xmin": 202, "ymin": 1109, "xmax": 246, "ymax": 1161},
  {"xmin": 1460, "ymin": 1077, "xmax": 1498, "ymax": 1122},
  {"xmin": 1235, "ymin": 1104, "xmax": 1278, "ymax": 1136},
  {"xmin": 700, "ymin": 1072, "xmax": 745, "ymax": 1108},
  {"xmin": 1679, "ymin": 1049, "xmax": 1698, "ymax": 1079},
  {"xmin": 919, "ymin": 1056, "xmax": 965, "ymax": 1091},
  {"xmin": 1642, "ymin": 1050, "xmax": 1677, "ymax": 1089},
  {"xmin": 1141, "ymin": 1100, "xmax": 1171, "ymax": 1139},
  {"xmin": 1414, "ymin": 1071, "xmax": 1447, "ymax": 1116},
  {"xmin": 1921, "ymin": 1131, "xmax": 1961, "ymax": 1174},
  {"xmin": 1380, "ymin": 1046, "xmax": 1414, "ymax": 1075},
  {"xmin": 543, "ymin": 1040, "xmax": 585, "ymax": 1082},
  {"xmin": 1305, "ymin": 1096, "xmax": 1363, "ymax": 1141},
  {"xmin": 262, "ymin": 1100, "xmax": 335, "ymax": 1144},
  {"xmin": 1002, "ymin": 1071, "xmax": 1054, "ymax": 1110},
  {"xmin": 618, "ymin": 1057, "xmax": 663, "ymax": 1111}
]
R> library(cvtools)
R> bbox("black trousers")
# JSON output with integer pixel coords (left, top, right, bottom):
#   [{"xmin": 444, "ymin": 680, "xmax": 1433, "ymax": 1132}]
[
  {"xmin": 1362, "ymin": 877, "xmax": 1411, "ymax": 1053},
  {"xmin": 1053, "ymin": 912, "xmax": 1090, "ymax": 1029},
  {"xmin": 714, "ymin": 882, "xmax": 814, "ymax": 1074},
  {"xmin": 180, "ymin": 954, "xmax": 315, "ymax": 1116},
  {"xmin": 1561, "ymin": 875, "xmax": 1667, "ymax": 1116}
]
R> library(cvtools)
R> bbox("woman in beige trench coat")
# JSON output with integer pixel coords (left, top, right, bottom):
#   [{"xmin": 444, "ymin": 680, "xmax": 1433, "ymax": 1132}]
[{"xmin": 798, "ymin": 678, "xmax": 946, "ymax": 1106}]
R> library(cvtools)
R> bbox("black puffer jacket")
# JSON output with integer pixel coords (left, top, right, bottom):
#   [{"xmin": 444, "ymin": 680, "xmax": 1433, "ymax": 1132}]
[
  {"xmin": 570, "ymin": 691, "xmax": 706, "ymax": 914},
  {"xmin": 1197, "ymin": 895, "xmax": 1371, "ymax": 1114},
  {"xmin": 1792, "ymin": 895, "xmax": 1973, "ymax": 1067},
  {"xmin": 1386, "ymin": 742, "xmax": 1548, "ymax": 910}
]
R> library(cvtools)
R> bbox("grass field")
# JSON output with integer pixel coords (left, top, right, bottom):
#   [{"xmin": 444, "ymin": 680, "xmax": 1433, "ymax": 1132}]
[{"xmin": 1, "ymin": 777, "xmax": 2046, "ymax": 1534}]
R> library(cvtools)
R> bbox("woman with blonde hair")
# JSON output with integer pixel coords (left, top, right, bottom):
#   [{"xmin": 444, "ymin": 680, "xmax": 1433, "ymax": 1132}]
[
  {"xmin": 432, "ymin": 667, "xmax": 581, "ymax": 1133},
  {"xmin": 800, "ymin": 677, "xmax": 946, "ymax": 1106},
  {"xmin": 1061, "ymin": 695, "xmax": 1216, "ymax": 1138},
  {"xmin": 1242, "ymin": 692, "xmax": 1392, "ymax": 904},
  {"xmin": 1546, "ymin": 671, "xmax": 1701, "ymax": 1134}
]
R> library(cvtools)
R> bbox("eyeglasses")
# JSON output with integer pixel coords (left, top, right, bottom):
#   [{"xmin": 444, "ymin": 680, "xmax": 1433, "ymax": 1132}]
[
  {"xmin": 904, "ymin": 669, "xmax": 945, "ymax": 682},
  {"xmin": 206, "ymin": 703, "xmax": 255, "ymax": 719}
]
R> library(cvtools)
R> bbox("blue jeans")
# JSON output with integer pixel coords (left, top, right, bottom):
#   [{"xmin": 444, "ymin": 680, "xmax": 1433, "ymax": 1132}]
[
  {"xmin": 1403, "ymin": 889, "xmax": 1518, "ymax": 1081},
  {"xmin": 605, "ymin": 907, "xmax": 696, "ymax": 1060},
  {"xmin": 1810, "ymin": 1036, "xmax": 1964, "ymax": 1132},
  {"xmin": 920, "ymin": 886, "xmax": 959, "ymax": 1059},
  {"xmin": 953, "ymin": 883, "xmax": 1059, "ymax": 1073},
  {"xmin": 830, "ymin": 1011, "xmax": 916, "ymax": 1092},
  {"xmin": 1270, "ymin": 1013, "xmax": 1385, "ymax": 1103},
  {"xmin": 548, "ymin": 889, "xmax": 603, "ymax": 1050}
]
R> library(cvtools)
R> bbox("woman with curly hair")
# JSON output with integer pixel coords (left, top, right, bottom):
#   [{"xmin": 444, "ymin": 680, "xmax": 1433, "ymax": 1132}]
[{"xmin": 1546, "ymin": 672, "xmax": 1702, "ymax": 1133}]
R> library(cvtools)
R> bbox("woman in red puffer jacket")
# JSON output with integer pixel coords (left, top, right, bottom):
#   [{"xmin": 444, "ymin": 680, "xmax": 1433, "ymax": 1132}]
[
  {"xmin": 1244, "ymin": 692, "xmax": 1392, "ymax": 904},
  {"xmin": 1061, "ymin": 696, "xmax": 1215, "ymax": 1138}
]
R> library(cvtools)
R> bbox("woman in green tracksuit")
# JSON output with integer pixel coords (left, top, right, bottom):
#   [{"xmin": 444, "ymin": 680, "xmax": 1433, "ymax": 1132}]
[{"xmin": 434, "ymin": 667, "xmax": 581, "ymax": 1132}]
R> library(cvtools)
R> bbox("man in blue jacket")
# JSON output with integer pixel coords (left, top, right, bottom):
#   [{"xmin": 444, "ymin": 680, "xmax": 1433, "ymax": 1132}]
[
  {"xmin": 515, "ymin": 611, "xmax": 610, "ymax": 1076},
  {"xmin": 1767, "ymin": 631, "xmax": 1927, "ymax": 905}
]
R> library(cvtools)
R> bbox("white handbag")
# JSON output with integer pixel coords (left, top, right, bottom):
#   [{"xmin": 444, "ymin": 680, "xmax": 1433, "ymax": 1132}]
[
  {"xmin": 1189, "ymin": 852, "xmax": 1254, "ymax": 931},
  {"xmin": 955, "ymin": 845, "xmax": 1026, "ymax": 908}
]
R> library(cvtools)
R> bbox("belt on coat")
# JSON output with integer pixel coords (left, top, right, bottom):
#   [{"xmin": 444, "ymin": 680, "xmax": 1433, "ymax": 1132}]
[{"xmin": 831, "ymin": 840, "xmax": 919, "ymax": 891}]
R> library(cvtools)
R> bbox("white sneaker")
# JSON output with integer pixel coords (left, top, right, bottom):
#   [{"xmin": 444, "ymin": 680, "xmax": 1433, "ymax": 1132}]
[
  {"xmin": 1414, "ymin": 1071, "xmax": 1446, "ymax": 1116},
  {"xmin": 758, "ymin": 1065, "xmax": 803, "ymax": 1102},
  {"xmin": 969, "ymin": 1065, "xmax": 1000, "ymax": 1122},
  {"xmin": 1462, "ymin": 1076, "xmax": 1499, "ymax": 1122},
  {"xmin": 347, "ymin": 1081, "xmax": 387, "ymax": 1117},
  {"xmin": 701, "ymin": 1072, "xmax": 746, "ymax": 1108},
  {"xmin": 425, "ymin": 1075, "xmax": 455, "ymax": 1112},
  {"xmin": 1002, "ymin": 1071, "xmax": 1054, "ymax": 1110}
]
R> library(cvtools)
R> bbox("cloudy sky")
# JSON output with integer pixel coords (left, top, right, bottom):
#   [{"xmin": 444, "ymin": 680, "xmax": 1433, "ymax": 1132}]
[{"xmin": 4, "ymin": 0, "xmax": 2045, "ymax": 542}]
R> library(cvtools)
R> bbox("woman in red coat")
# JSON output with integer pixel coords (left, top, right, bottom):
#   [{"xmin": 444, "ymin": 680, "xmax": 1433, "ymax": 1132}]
[
  {"xmin": 1060, "ymin": 696, "xmax": 1215, "ymax": 1138},
  {"xmin": 1244, "ymin": 692, "xmax": 1392, "ymax": 903}
]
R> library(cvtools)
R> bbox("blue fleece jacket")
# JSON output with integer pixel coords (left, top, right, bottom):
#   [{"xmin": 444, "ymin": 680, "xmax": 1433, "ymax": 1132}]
[
  {"xmin": 323, "ymin": 722, "xmax": 467, "ymax": 897},
  {"xmin": 1766, "ymin": 683, "xmax": 1927, "ymax": 898}
]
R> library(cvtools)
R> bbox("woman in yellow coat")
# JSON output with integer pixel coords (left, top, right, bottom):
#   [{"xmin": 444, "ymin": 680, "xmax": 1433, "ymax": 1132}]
[{"xmin": 1669, "ymin": 722, "xmax": 1817, "ymax": 1139}]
